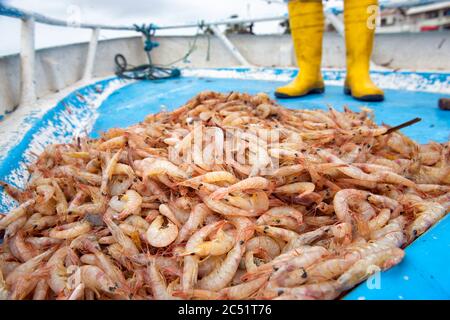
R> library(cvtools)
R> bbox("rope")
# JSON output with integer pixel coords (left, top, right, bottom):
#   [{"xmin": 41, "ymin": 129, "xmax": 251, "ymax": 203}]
[
  {"xmin": 115, "ymin": 23, "xmax": 202, "ymax": 81},
  {"xmin": 157, "ymin": 26, "xmax": 203, "ymax": 67},
  {"xmin": 206, "ymin": 32, "xmax": 211, "ymax": 62}
]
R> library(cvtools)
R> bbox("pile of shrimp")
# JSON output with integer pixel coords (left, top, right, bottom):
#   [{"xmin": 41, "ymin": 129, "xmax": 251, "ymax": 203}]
[{"xmin": 1, "ymin": 90, "xmax": 449, "ymax": 300}]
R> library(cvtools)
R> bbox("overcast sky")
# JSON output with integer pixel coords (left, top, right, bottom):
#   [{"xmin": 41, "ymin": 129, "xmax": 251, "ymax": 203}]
[
  {"xmin": 0, "ymin": 0, "xmax": 289, "ymax": 56},
  {"xmin": 1, "ymin": 0, "xmax": 445, "ymax": 56}
]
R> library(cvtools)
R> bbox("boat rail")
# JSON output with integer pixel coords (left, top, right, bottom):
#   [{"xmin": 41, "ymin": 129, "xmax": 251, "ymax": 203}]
[{"xmin": 0, "ymin": 3, "xmax": 291, "ymax": 111}]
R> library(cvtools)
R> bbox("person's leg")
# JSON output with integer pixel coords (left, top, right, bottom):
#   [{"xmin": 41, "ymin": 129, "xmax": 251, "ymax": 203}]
[
  {"xmin": 275, "ymin": 0, "xmax": 324, "ymax": 99},
  {"xmin": 344, "ymin": 0, "xmax": 384, "ymax": 102}
]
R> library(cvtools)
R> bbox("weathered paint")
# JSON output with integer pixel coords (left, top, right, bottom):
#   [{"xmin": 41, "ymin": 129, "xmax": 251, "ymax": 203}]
[
  {"xmin": 0, "ymin": 77, "xmax": 130, "ymax": 210},
  {"xmin": 184, "ymin": 67, "xmax": 450, "ymax": 94}
]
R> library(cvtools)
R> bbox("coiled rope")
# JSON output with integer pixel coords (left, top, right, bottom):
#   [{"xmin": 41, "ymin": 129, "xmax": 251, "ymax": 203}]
[{"xmin": 114, "ymin": 23, "xmax": 203, "ymax": 80}]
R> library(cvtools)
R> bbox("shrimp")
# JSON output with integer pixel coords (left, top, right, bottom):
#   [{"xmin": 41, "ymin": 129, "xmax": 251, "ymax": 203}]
[
  {"xmin": 173, "ymin": 196, "xmax": 196, "ymax": 211},
  {"xmin": 255, "ymin": 103, "xmax": 273, "ymax": 118},
  {"xmin": 110, "ymin": 177, "xmax": 133, "ymax": 197},
  {"xmin": 0, "ymin": 269, "xmax": 9, "ymax": 300},
  {"xmin": 268, "ymin": 281, "xmax": 341, "ymax": 300},
  {"xmin": 3, "ymin": 90, "xmax": 450, "ymax": 300},
  {"xmin": 243, "ymin": 246, "xmax": 327, "ymax": 281},
  {"xmin": 85, "ymin": 158, "xmax": 101, "ymax": 173},
  {"xmin": 80, "ymin": 239, "xmax": 129, "ymax": 291},
  {"xmin": 317, "ymin": 149, "xmax": 416, "ymax": 187},
  {"xmin": 10, "ymin": 231, "xmax": 38, "ymax": 262},
  {"xmin": 136, "ymin": 158, "xmax": 189, "ymax": 180},
  {"xmin": 106, "ymin": 244, "xmax": 130, "ymax": 269},
  {"xmin": 26, "ymin": 237, "xmax": 62, "ymax": 249},
  {"xmin": 146, "ymin": 259, "xmax": 180, "ymax": 300},
  {"xmin": 188, "ymin": 228, "xmax": 235, "ymax": 256},
  {"xmin": 80, "ymin": 254, "xmax": 98, "ymax": 265},
  {"xmin": 179, "ymin": 171, "xmax": 237, "ymax": 188},
  {"xmin": 52, "ymin": 180, "xmax": 68, "ymax": 217},
  {"xmin": 255, "ymin": 225, "xmax": 300, "ymax": 242},
  {"xmin": 23, "ymin": 214, "xmax": 58, "ymax": 233},
  {"xmin": 274, "ymin": 182, "xmax": 315, "ymax": 196},
  {"xmin": 100, "ymin": 149, "xmax": 122, "ymax": 195},
  {"xmin": 67, "ymin": 283, "xmax": 85, "ymax": 300},
  {"xmin": 103, "ymin": 211, "xmax": 139, "ymax": 257},
  {"xmin": 8, "ymin": 268, "xmax": 43, "ymax": 299},
  {"xmin": 337, "ymin": 247, "xmax": 405, "ymax": 290},
  {"xmin": 6, "ymin": 249, "xmax": 54, "ymax": 299},
  {"xmin": 181, "ymin": 221, "xmax": 226, "ymax": 293},
  {"xmin": 330, "ymin": 222, "xmax": 353, "ymax": 245},
  {"xmin": 201, "ymin": 192, "xmax": 259, "ymax": 217},
  {"xmin": 246, "ymin": 236, "xmax": 281, "ymax": 259},
  {"xmin": 176, "ymin": 204, "xmax": 211, "ymax": 244},
  {"xmin": 145, "ymin": 215, "xmax": 178, "ymax": 248},
  {"xmin": 132, "ymin": 254, "xmax": 181, "ymax": 277},
  {"xmin": 283, "ymin": 226, "xmax": 331, "ymax": 253},
  {"xmin": 75, "ymin": 170, "xmax": 102, "ymax": 186},
  {"xmin": 113, "ymin": 163, "xmax": 135, "ymax": 177},
  {"xmin": 117, "ymin": 190, "xmax": 142, "ymax": 220},
  {"xmin": 406, "ymin": 201, "xmax": 446, "ymax": 242},
  {"xmin": 158, "ymin": 204, "xmax": 182, "ymax": 227},
  {"xmin": 49, "ymin": 221, "xmax": 92, "ymax": 240},
  {"xmin": 342, "ymin": 236, "xmax": 402, "ymax": 261},
  {"xmin": 36, "ymin": 184, "xmax": 55, "ymax": 203},
  {"xmin": 198, "ymin": 256, "xmax": 224, "ymax": 278},
  {"xmin": 4, "ymin": 216, "xmax": 27, "ymax": 239},
  {"xmin": 1, "ymin": 262, "xmax": 21, "ymax": 279},
  {"xmin": 210, "ymin": 177, "xmax": 270, "ymax": 200},
  {"xmin": 249, "ymin": 191, "xmax": 269, "ymax": 214},
  {"xmin": 256, "ymin": 206, "xmax": 303, "ymax": 226},
  {"xmin": 333, "ymin": 189, "xmax": 370, "ymax": 224},
  {"xmin": 371, "ymin": 216, "xmax": 406, "ymax": 243},
  {"xmin": 0, "ymin": 181, "xmax": 32, "ymax": 203},
  {"xmin": 98, "ymin": 136, "xmax": 126, "ymax": 151},
  {"xmin": 306, "ymin": 258, "xmax": 355, "ymax": 283},
  {"xmin": 125, "ymin": 215, "xmax": 150, "ymax": 231},
  {"xmin": 269, "ymin": 247, "xmax": 330, "ymax": 287},
  {"xmin": 79, "ymin": 265, "xmax": 122, "ymax": 297},
  {"xmin": 368, "ymin": 208, "xmax": 391, "ymax": 232},
  {"xmin": 219, "ymin": 276, "xmax": 269, "ymax": 300},
  {"xmin": 352, "ymin": 200, "xmax": 376, "ymax": 220},
  {"xmin": 109, "ymin": 195, "xmax": 125, "ymax": 212},
  {"xmin": 367, "ymin": 194, "xmax": 400, "ymax": 211},
  {"xmin": 47, "ymin": 247, "xmax": 72, "ymax": 295},
  {"xmin": 0, "ymin": 200, "xmax": 34, "ymax": 230},
  {"xmin": 197, "ymin": 240, "xmax": 246, "ymax": 291},
  {"xmin": 268, "ymin": 164, "xmax": 304, "ymax": 177},
  {"xmin": 244, "ymin": 247, "xmax": 270, "ymax": 273},
  {"xmin": 329, "ymin": 107, "xmax": 351, "ymax": 130}
]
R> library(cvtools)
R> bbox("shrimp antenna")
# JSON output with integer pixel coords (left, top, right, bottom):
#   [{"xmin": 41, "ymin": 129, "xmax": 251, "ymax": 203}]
[{"xmin": 383, "ymin": 117, "xmax": 421, "ymax": 135}]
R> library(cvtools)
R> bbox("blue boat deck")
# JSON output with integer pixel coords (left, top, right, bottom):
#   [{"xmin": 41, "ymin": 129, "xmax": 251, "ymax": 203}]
[
  {"xmin": 1, "ymin": 69, "xmax": 449, "ymax": 299},
  {"xmin": 91, "ymin": 76, "xmax": 450, "ymax": 144}
]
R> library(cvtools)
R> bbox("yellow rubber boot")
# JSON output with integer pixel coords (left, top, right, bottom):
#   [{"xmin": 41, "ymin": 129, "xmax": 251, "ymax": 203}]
[
  {"xmin": 275, "ymin": 0, "xmax": 325, "ymax": 98},
  {"xmin": 344, "ymin": 0, "xmax": 384, "ymax": 102}
]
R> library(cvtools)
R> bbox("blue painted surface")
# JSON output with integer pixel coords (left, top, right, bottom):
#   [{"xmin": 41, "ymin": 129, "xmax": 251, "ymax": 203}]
[
  {"xmin": 0, "ymin": 77, "xmax": 118, "ymax": 211},
  {"xmin": 91, "ymin": 77, "xmax": 450, "ymax": 143},
  {"xmin": 346, "ymin": 213, "xmax": 450, "ymax": 300},
  {"xmin": 1, "ymin": 71, "xmax": 450, "ymax": 299}
]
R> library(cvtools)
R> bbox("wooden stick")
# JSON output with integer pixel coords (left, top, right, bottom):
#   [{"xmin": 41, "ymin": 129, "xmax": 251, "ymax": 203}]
[{"xmin": 383, "ymin": 117, "xmax": 422, "ymax": 135}]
